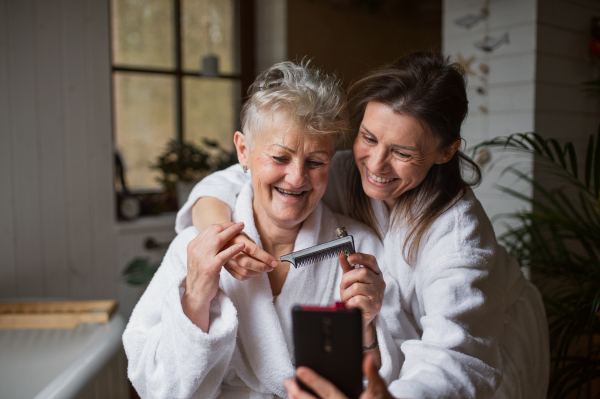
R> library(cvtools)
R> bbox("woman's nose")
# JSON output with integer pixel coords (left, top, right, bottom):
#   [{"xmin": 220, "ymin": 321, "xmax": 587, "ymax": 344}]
[
  {"xmin": 287, "ymin": 163, "xmax": 307, "ymax": 187},
  {"xmin": 368, "ymin": 147, "xmax": 390, "ymax": 174}
]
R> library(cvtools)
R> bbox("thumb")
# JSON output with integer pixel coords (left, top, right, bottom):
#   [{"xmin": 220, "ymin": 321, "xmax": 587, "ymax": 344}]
[
  {"xmin": 362, "ymin": 352, "xmax": 388, "ymax": 398},
  {"xmin": 339, "ymin": 251, "xmax": 353, "ymax": 274}
]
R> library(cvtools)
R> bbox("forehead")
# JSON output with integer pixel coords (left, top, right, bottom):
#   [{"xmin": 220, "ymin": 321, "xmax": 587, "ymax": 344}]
[
  {"xmin": 362, "ymin": 102, "xmax": 434, "ymax": 147},
  {"xmin": 255, "ymin": 112, "xmax": 335, "ymax": 153}
]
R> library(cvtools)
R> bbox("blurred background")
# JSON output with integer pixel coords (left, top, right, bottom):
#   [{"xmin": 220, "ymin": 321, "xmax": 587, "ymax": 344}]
[{"xmin": 1, "ymin": 0, "xmax": 600, "ymax": 398}]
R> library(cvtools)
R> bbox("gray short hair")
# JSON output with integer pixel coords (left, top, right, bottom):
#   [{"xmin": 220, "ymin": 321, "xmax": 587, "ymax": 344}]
[{"xmin": 241, "ymin": 60, "xmax": 349, "ymax": 148}]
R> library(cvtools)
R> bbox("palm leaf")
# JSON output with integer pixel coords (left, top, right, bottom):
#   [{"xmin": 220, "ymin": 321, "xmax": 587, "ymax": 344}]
[{"xmin": 473, "ymin": 127, "xmax": 600, "ymax": 398}]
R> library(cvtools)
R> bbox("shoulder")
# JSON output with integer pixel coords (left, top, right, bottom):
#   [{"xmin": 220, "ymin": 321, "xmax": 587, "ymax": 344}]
[{"xmin": 418, "ymin": 187, "xmax": 497, "ymax": 261}]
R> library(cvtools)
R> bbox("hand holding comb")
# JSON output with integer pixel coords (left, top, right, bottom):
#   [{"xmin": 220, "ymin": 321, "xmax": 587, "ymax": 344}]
[{"xmin": 279, "ymin": 227, "xmax": 356, "ymax": 268}]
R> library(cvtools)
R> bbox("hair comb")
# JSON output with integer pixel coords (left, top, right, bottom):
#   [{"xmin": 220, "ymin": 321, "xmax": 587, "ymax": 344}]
[{"xmin": 280, "ymin": 227, "xmax": 355, "ymax": 268}]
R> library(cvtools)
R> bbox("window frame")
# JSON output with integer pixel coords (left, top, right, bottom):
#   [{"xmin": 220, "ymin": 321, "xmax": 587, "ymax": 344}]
[{"xmin": 109, "ymin": 0, "xmax": 254, "ymax": 189}]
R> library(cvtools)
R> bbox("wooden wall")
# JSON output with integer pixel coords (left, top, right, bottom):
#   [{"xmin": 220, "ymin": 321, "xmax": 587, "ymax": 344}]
[
  {"xmin": 287, "ymin": 0, "xmax": 442, "ymax": 89},
  {"xmin": 0, "ymin": 0, "xmax": 116, "ymax": 300}
]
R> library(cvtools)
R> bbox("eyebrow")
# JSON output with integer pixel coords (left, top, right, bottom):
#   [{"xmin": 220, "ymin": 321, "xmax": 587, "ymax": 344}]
[
  {"xmin": 360, "ymin": 124, "xmax": 419, "ymax": 152},
  {"xmin": 270, "ymin": 144, "xmax": 329, "ymax": 156}
]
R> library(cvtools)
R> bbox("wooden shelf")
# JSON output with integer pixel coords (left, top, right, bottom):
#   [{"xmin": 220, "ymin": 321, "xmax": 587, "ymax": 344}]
[{"xmin": 0, "ymin": 300, "xmax": 118, "ymax": 329}]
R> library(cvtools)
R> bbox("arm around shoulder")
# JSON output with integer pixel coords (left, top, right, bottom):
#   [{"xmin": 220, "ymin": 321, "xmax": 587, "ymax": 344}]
[{"xmin": 175, "ymin": 164, "xmax": 250, "ymax": 233}]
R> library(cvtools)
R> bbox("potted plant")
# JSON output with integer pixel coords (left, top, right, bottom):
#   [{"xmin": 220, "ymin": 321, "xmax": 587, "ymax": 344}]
[
  {"xmin": 473, "ymin": 128, "xmax": 600, "ymax": 398},
  {"xmin": 152, "ymin": 138, "xmax": 237, "ymax": 208}
]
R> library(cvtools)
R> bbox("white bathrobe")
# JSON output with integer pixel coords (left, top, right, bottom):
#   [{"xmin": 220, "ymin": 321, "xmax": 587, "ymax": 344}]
[
  {"xmin": 176, "ymin": 152, "xmax": 550, "ymax": 399},
  {"xmin": 125, "ymin": 182, "xmax": 402, "ymax": 399}
]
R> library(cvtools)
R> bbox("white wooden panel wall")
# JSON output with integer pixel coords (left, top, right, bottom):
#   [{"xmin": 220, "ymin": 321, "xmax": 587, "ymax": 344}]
[
  {"xmin": 0, "ymin": 0, "xmax": 116, "ymax": 300},
  {"xmin": 443, "ymin": 0, "xmax": 537, "ymax": 236}
]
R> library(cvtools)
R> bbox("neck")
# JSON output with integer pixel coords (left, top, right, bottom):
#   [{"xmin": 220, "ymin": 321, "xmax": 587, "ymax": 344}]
[
  {"xmin": 252, "ymin": 200, "xmax": 300, "ymax": 258},
  {"xmin": 384, "ymin": 198, "xmax": 396, "ymax": 212},
  {"xmin": 252, "ymin": 200, "xmax": 299, "ymax": 297}
]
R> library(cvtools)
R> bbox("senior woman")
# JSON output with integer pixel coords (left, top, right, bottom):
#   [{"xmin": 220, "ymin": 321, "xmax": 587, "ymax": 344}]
[
  {"xmin": 176, "ymin": 51, "xmax": 550, "ymax": 399},
  {"xmin": 123, "ymin": 61, "xmax": 402, "ymax": 399}
]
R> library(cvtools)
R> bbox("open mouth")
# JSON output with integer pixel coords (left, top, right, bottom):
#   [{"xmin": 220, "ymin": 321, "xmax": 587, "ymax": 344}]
[
  {"xmin": 367, "ymin": 169, "xmax": 397, "ymax": 184},
  {"xmin": 275, "ymin": 187, "xmax": 306, "ymax": 197}
]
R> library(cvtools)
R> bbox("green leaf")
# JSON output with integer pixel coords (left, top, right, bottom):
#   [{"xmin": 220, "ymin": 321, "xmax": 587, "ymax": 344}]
[
  {"xmin": 122, "ymin": 258, "xmax": 159, "ymax": 286},
  {"xmin": 564, "ymin": 142, "xmax": 578, "ymax": 179}
]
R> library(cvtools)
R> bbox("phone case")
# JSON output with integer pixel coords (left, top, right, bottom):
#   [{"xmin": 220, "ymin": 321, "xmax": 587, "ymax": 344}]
[{"xmin": 292, "ymin": 303, "xmax": 363, "ymax": 399}]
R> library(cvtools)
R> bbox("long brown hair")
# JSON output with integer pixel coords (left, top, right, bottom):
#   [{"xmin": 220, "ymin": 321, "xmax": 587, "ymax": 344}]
[{"xmin": 345, "ymin": 51, "xmax": 481, "ymax": 264}]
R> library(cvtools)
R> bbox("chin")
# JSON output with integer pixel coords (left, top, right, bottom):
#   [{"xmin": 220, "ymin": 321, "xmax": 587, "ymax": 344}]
[{"xmin": 364, "ymin": 188, "xmax": 389, "ymax": 202}]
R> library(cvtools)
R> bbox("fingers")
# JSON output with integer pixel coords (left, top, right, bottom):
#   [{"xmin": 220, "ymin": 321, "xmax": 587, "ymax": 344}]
[
  {"xmin": 339, "ymin": 251, "xmax": 353, "ymax": 274},
  {"xmin": 210, "ymin": 222, "xmax": 246, "ymax": 253},
  {"xmin": 347, "ymin": 253, "xmax": 381, "ymax": 275},
  {"xmin": 194, "ymin": 221, "xmax": 238, "ymax": 244},
  {"xmin": 214, "ymin": 242, "xmax": 246, "ymax": 269},
  {"xmin": 340, "ymin": 282, "xmax": 380, "ymax": 303},
  {"xmin": 236, "ymin": 251, "xmax": 273, "ymax": 273},
  {"xmin": 296, "ymin": 367, "xmax": 347, "ymax": 399},
  {"xmin": 224, "ymin": 259, "xmax": 263, "ymax": 281},
  {"xmin": 243, "ymin": 240, "xmax": 278, "ymax": 269},
  {"xmin": 340, "ymin": 266, "xmax": 383, "ymax": 291},
  {"xmin": 284, "ymin": 378, "xmax": 319, "ymax": 399}
]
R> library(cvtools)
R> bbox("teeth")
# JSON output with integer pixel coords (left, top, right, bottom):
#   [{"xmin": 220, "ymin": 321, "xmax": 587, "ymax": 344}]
[
  {"xmin": 368, "ymin": 170, "xmax": 394, "ymax": 183},
  {"xmin": 276, "ymin": 187, "xmax": 303, "ymax": 196}
]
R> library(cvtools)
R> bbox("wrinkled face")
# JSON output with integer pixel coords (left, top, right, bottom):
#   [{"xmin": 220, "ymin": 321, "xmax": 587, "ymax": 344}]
[
  {"xmin": 237, "ymin": 114, "xmax": 335, "ymax": 230},
  {"xmin": 353, "ymin": 102, "xmax": 446, "ymax": 209}
]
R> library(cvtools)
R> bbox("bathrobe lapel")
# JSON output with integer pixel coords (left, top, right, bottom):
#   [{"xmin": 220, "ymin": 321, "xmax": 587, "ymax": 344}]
[{"xmin": 220, "ymin": 183, "xmax": 341, "ymax": 398}]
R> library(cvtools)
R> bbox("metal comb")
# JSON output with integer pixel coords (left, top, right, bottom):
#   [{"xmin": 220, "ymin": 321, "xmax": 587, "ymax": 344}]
[{"xmin": 279, "ymin": 234, "xmax": 355, "ymax": 268}]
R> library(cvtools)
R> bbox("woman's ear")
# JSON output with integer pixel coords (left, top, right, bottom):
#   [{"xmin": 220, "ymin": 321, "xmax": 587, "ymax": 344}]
[
  {"xmin": 435, "ymin": 139, "xmax": 461, "ymax": 164},
  {"xmin": 233, "ymin": 131, "xmax": 248, "ymax": 167}
]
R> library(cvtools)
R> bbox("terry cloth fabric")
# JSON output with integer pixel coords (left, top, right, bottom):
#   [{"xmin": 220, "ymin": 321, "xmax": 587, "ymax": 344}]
[
  {"xmin": 125, "ymin": 182, "xmax": 401, "ymax": 399},
  {"xmin": 177, "ymin": 151, "xmax": 550, "ymax": 399}
]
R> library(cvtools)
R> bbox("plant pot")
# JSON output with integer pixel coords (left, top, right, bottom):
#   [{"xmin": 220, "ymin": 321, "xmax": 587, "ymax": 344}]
[{"xmin": 176, "ymin": 180, "xmax": 198, "ymax": 210}]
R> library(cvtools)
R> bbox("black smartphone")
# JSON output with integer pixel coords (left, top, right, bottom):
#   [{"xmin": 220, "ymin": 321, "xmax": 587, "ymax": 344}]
[{"xmin": 292, "ymin": 302, "xmax": 363, "ymax": 399}]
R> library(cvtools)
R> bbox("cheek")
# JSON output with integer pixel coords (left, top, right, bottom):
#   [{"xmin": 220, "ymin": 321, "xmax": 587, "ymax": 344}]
[
  {"xmin": 353, "ymin": 137, "xmax": 367, "ymax": 158},
  {"xmin": 309, "ymin": 168, "xmax": 329, "ymax": 192},
  {"xmin": 396, "ymin": 163, "xmax": 430, "ymax": 184}
]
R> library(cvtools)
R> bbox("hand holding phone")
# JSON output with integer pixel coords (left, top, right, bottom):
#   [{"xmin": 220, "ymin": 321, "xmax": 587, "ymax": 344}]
[
  {"xmin": 285, "ymin": 352, "xmax": 400, "ymax": 399},
  {"xmin": 292, "ymin": 303, "xmax": 363, "ymax": 399}
]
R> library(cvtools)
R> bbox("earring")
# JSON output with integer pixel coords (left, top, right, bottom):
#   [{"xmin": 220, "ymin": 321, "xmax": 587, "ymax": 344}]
[{"xmin": 243, "ymin": 165, "xmax": 248, "ymax": 173}]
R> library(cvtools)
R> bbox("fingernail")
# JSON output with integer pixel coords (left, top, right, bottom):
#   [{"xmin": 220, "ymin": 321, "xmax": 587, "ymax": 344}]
[
  {"xmin": 238, "ymin": 243, "xmax": 245, "ymax": 248},
  {"xmin": 339, "ymin": 282, "xmax": 343, "ymax": 289},
  {"xmin": 271, "ymin": 260, "xmax": 278, "ymax": 267},
  {"xmin": 237, "ymin": 222, "xmax": 244, "ymax": 227}
]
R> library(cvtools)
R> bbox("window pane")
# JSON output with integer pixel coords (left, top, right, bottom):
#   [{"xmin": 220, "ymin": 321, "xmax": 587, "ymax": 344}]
[
  {"xmin": 114, "ymin": 72, "xmax": 176, "ymax": 190},
  {"xmin": 182, "ymin": 0, "xmax": 238, "ymax": 74},
  {"xmin": 184, "ymin": 77, "xmax": 239, "ymax": 151},
  {"xmin": 111, "ymin": 0, "xmax": 174, "ymax": 69}
]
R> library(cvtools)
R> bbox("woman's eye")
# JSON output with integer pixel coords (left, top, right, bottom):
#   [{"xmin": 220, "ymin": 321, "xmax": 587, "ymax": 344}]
[
  {"xmin": 272, "ymin": 156, "xmax": 289, "ymax": 163},
  {"xmin": 393, "ymin": 151, "xmax": 410, "ymax": 159},
  {"xmin": 362, "ymin": 134, "xmax": 377, "ymax": 144},
  {"xmin": 307, "ymin": 160, "xmax": 325, "ymax": 168}
]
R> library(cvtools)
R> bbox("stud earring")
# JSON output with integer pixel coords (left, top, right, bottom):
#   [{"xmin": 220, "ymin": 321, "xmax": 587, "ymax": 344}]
[{"xmin": 243, "ymin": 165, "xmax": 248, "ymax": 173}]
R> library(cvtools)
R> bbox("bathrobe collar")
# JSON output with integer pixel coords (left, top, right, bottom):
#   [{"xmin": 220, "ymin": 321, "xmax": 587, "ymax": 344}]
[{"xmin": 220, "ymin": 183, "xmax": 341, "ymax": 398}]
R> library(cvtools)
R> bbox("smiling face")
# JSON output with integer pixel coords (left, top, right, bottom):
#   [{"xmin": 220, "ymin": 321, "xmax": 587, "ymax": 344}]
[
  {"xmin": 235, "ymin": 112, "xmax": 335, "ymax": 231},
  {"xmin": 353, "ymin": 102, "xmax": 459, "ymax": 210}
]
